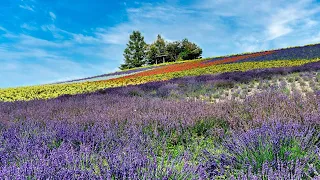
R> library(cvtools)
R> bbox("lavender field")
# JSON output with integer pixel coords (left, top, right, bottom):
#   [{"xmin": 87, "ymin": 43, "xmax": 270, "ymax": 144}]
[
  {"xmin": 3, "ymin": 0, "xmax": 320, "ymax": 179},
  {"xmin": 1, "ymin": 61, "xmax": 320, "ymax": 179}
]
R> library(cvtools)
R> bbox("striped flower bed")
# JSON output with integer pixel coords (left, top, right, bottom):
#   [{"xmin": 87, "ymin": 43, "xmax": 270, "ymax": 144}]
[
  {"xmin": 113, "ymin": 51, "xmax": 274, "ymax": 81},
  {"xmin": 0, "ymin": 59, "xmax": 317, "ymax": 102},
  {"xmin": 54, "ymin": 66, "xmax": 158, "ymax": 84},
  {"xmin": 237, "ymin": 43, "xmax": 320, "ymax": 63}
]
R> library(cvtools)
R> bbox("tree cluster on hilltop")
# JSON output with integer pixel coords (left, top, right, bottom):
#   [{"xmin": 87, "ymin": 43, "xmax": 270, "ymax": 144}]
[{"xmin": 120, "ymin": 31, "xmax": 202, "ymax": 70}]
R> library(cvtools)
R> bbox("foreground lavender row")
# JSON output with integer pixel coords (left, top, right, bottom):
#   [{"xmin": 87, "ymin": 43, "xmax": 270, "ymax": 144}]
[{"xmin": 0, "ymin": 84, "xmax": 320, "ymax": 179}]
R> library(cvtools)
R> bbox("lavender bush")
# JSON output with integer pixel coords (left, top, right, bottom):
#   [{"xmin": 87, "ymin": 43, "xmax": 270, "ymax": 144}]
[{"xmin": 201, "ymin": 122, "xmax": 320, "ymax": 179}]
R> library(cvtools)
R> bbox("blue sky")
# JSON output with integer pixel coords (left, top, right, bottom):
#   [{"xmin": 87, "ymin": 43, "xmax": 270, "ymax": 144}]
[{"xmin": 1, "ymin": 0, "xmax": 320, "ymax": 88}]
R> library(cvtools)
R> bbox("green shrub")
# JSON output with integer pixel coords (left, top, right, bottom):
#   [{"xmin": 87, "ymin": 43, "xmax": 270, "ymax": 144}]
[
  {"xmin": 287, "ymin": 77, "xmax": 295, "ymax": 83},
  {"xmin": 299, "ymin": 81, "xmax": 306, "ymax": 87},
  {"xmin": 215, "ymin": 81, "xmax": 235, "ymax": 89}
]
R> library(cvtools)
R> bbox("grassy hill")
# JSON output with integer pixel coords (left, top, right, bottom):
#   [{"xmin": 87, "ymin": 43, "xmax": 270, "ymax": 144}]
[{"xmin": 0, "ymin": 43, "xmax": 320, "ymax": 179}]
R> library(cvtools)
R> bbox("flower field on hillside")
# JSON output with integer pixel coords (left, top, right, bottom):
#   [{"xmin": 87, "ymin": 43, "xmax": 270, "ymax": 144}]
[
  {"xmin": 54, "ymin": 58, "xmax": 214, "ymax": 85},
  {"xmin": 204, "ymin": 43, "xmax": 320, "ymax": 64},
  {"xmin": 115, "ymin": 51, "xmax": 275, "ymax": 80},
  {"xmin": 0, "ymin": 59, "xmax": 318, "ymax": 102},
  {"xmin": 0, "ymin": 77, "xmax": 319, "ymax": 179},
  {"xmin": 53, "ymin": 66, "xmax": 158, "ymax": 84},
  {"xmin": 51, "ymin": 43, "xmax": 320, "ymax": 85},
  {"xmin": 99, "ymin": 61, "xmax": 320, "ymax": 102},
  {"xmin": 237, "ymin": 43, "xmax": 320, "ymax": 62},
  {"xmin": 1, "ymin": 47, "xmax": 320, "ymax": 178}
]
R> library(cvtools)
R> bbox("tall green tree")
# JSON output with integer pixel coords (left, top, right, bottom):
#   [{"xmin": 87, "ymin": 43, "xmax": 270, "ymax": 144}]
[
  {"xmin": 179, "ymin": 38, "xmax": 203, "ymax": 60},
  {"xmin": 147, "ymin": 34, "xmax": 167, "ymax": 64},
  {"xmin": 146, "ymin": 44, "xmax": 158, "ymax": 65},
  {"xmin": 166, "ymin": 41, "xmax": 182, "ymax": 62},
  {"xmin": 154, "ymin": 34, "xmax": 166, "ymax": 56},
  {"xmin": 120, "ymin": 31, "xmax": 147, "ymax": 70}
]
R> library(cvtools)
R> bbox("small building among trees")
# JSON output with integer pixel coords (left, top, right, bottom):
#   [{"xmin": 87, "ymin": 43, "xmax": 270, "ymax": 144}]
[{"xmin": 155, "ymin": 54, "xmax": 168, "ymax": 64}]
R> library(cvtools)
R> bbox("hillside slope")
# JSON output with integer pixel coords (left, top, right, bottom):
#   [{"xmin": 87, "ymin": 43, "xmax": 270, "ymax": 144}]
[
  {"xmin": 1, "ymin": 43, "xmax": 320, "ymax": 179},
  {"xmin": 56, "ymin": 43, "xmax": 320, "ymax": 84},
  {"xmin": 0, "ymin": 43, "xmax": 320, "ymax": 102}
]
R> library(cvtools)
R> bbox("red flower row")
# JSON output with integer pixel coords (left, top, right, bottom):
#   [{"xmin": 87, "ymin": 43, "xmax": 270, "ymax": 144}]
[{"xmin": 113, "ymin": 51, "xmax": 275, "ymax": 81}]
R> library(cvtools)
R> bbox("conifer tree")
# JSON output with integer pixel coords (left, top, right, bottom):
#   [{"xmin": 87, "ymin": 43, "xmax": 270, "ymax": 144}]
[
  {"xmin": 120, "ymin": 31, "xmax": 147, "ymax": 70},
  {"xmin": 154, "ymin": 34, "xmax": 166, "ymax": 56}
]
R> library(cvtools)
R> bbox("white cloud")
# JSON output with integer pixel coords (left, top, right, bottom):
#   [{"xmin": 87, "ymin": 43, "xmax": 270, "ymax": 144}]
[
  {"xmin": 41, "ymin": 24, "xmax": 70, "ymax": 39},
  {"xmin": 0, "ymin": 45, "xmax": 113, "ymax": 87},
  {"xmin": 41, "ymin": 24, "xmax": 101, "ymax": 44},
  {"xmin": 41, "ymin": 24, "xmax": 55, "ymax": 32},
  {"xmin": 2, "ymin": 0, "xmax": 320, "ymax": 87},
  {"xmin": 72, "ymin": 34, "xmax": 100, "ymax": 44},
  {"xmin": 194, "ymin": 0, "xmax": 320, "ymax": 43},
  {"xmin": 304, "ymin": 19, "xmax": 318, "ymax": 28},
  {"xmin": 92, "ymin": 3, "xmax": 238, "ymax": 57},
  {"xmin": 0, "ymin": 26, "xmax": 7, "ymax": 32},
  {"xmin": 313, "ymin": 33, "xmax": 320, "ymax": 42},
  {"xmin": 298, "ymin": 32, "xmax": 320, "ymax": 45},
  {"xmin": 0, "ymin": 62, "xmax": 18, "ymax": 71},
  {"xmin": 267, "ymin": 8, "xmax": 299, "ymax": 40},
  {"xmin": 95, "ymin": 4, "xmax": 223, "ymax": 46},
  {"xmin": 19, "ymin": 4, "xmax": 34, "ymax": 11},
  {"xmin": 267, "ymin": 24, "xmax": 293, "ymax": 41},
  {"xmin": 21, "ymin": 23, "xmax": 38, "ymax": 30},
  {"xmin": 5, "ymin": 33, "xmax": 73, "ymax": 48},
  {"xmin": 193, "ymin": 0, "xmax": 320, "ymax": 52},
  {"xmin": 126, "ymin": 5, "xmax": 196, "ymax": 22},
  {"xmin": 49, "ymin": 12, "xmax": 56, "ymax": 21},
  {"xmin": 0, "ymin": 25, "xmax": 121, "ymax": 87},
  {"xmin": 95, "ymin": 26, "xmax": 132, "ymax": 45},
  {"xmin": 265, "ymin": 0, "xmax": 320, "ymax": 40}
]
